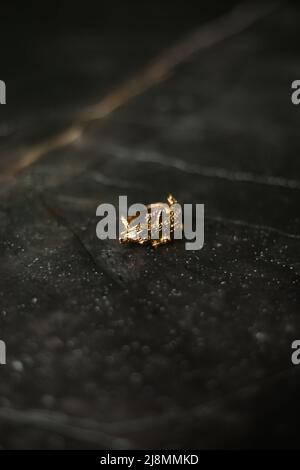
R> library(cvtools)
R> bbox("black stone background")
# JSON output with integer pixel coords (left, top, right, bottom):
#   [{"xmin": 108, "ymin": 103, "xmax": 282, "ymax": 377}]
[{"xmin": 0, "ymin": 0, "xmax": 299, "ymax": 449}]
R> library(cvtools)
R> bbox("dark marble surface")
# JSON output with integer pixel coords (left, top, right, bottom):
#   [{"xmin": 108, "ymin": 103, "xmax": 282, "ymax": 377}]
[{"xmin": 0, "ymin": 2, "xmax": 299, "ymax": 449}]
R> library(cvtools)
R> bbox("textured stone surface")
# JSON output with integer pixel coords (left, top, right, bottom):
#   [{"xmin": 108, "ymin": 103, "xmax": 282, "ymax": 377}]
[{"xmin": 0, "ymin": 2, "xmax": 299, "ymax": 449}]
